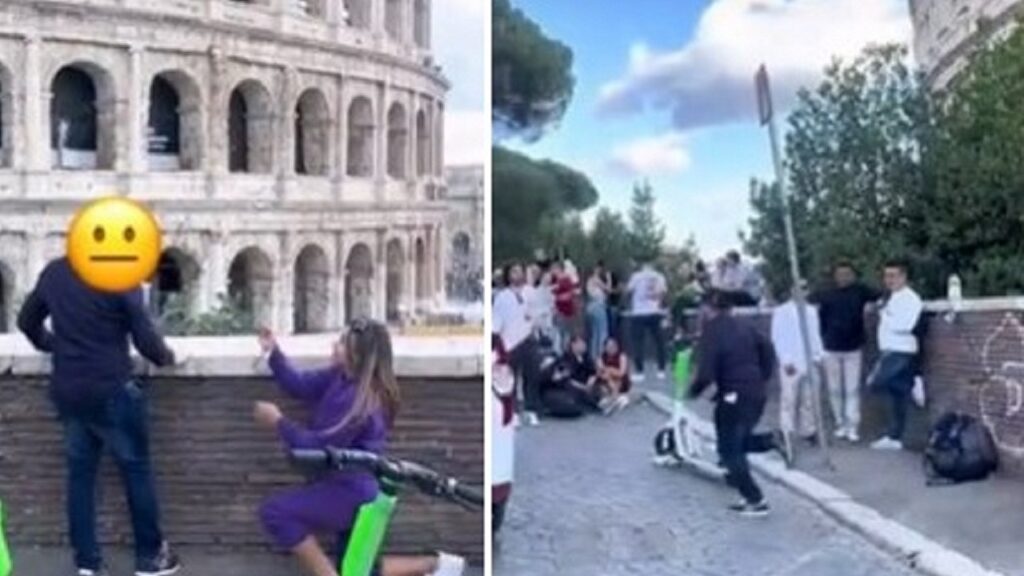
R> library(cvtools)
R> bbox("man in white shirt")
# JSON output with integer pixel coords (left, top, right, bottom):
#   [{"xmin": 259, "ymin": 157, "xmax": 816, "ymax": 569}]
[
  {"xmin": 626, "ymin": 260, "xmax": 668, "ymax": 382},
  {"xmin": 771, "ymin": 283, "xmax": 824, "ymax": 452},
  {"xmin": 869, "ymin": 259, "xmax": 923, "ymax": 450},
  {"xmin": 493, "ymin": 262, "xmax": 543, "ymax": 425}
]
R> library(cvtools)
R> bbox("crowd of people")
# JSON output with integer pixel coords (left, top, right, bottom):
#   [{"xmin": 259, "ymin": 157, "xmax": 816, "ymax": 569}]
[{"xmin": 494, "ymin": 247, "xmax": 927, "ymax": 518}]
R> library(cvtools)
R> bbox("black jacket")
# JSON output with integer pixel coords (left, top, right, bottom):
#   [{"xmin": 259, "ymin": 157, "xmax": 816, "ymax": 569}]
[
  {"xmin": 18, "ymin": 258, "xmax": 175, "ymax": 415},
  {"xmin": 814, "ymin": 283, "xmax": 881, "ymax": 352},
  {"xmin": 689, "ymin": 313, "xmax": 775, "ymax": 401}
]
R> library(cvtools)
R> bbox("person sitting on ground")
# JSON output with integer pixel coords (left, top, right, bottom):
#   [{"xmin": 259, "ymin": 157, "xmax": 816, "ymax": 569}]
[
  {"xmin": 597, "ymin": 337, "xmax": 631, "ymax": 413},
  {"xmin": 255, "ymin": 322, "xmax": 465, "ymax": 576}
]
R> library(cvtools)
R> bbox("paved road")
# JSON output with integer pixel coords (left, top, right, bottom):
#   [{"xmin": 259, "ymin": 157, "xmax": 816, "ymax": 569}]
[{"xmin": 493, "ymin": 394, "xmax": 919, "ymax": 576}]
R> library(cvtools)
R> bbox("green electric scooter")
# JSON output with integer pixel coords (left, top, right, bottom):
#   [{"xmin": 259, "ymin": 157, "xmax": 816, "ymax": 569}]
[
  {"xmin": 0, "ymin": 499, "xmax": 11, "ymax": 576},
  {"xmin": 290, "ymin": 447, "xmax": 483, "ymax": 576}
]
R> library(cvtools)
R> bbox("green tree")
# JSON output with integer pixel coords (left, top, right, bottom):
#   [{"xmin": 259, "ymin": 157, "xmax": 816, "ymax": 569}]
[
  {"xmin": 492, "ymin": 0, "xmax": 575, "ymax": 141},
  {"xmin": 588, "ymin": 207, "xmax": 633, "ymax": 275},
  {"xmin": 492, "ymin": 146, "xmax": 599, "ymax": 264},
  {"xmin": 628, "ymin": 180, "xmax": 666, "ymax": 264},
  {"xmin": 928, "ymin": 21, "xmax": 1024, "ymax": 296},
  {"xmin": 744, "ymin": 45, "xmax": 939, "ymax": 298}
]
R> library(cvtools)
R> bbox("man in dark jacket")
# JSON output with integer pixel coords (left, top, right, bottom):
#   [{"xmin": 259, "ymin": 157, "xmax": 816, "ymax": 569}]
[
  {"xmin": 689, "ymin": 290, "xmax": 787, "ymax": 517},
  {"xmin": 18, "ymin": 257, "xmax": 181, "ymax": 576}
]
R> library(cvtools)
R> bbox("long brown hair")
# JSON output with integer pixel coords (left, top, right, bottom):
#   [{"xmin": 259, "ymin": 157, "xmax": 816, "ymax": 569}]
[{"xmin": 323, "ymin": 319, "xmax": 401, "ymax": 436}]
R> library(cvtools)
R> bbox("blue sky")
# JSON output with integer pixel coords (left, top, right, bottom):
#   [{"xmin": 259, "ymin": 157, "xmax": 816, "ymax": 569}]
[
  {"xmin": 505, "ymin": 0, "xmax": 911, "ymax": 259},
  {"xmin": 434, "ymin": 0, "xmax": 486, "ymax": 165}
]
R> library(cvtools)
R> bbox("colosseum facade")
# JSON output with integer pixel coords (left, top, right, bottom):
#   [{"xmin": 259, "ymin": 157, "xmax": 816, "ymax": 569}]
[
  {"xmin": 911, "ymin": 0, "xmax": 1024, "ymax": 89},
  {"xmin": 0, "ymin": 0, "xmax": 452, "ymax": 334}
]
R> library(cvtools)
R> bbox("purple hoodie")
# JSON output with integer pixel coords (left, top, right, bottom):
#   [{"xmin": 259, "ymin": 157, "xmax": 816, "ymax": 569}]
[{"xmin": 268, "ymin": 347, "xmax": 388, "ymax": 490}]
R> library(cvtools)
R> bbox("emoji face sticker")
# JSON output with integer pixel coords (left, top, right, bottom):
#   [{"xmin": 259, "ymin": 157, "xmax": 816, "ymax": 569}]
[{"xmin": 66, "ymin": 197, "xmax": 162, "ymax": 293}]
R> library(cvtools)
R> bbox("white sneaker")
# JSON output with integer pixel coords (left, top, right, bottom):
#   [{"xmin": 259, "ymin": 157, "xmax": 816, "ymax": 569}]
[
  {"xmin": 523, "ymin": 411, "xmax": 540, "ymax": 426},
  {"xmin": 847, "ymin": 429, "xmax": 860, "ymax": 443},
  {"xmin": 656, "ymin": 371, "xmax": 666, "ymax": 381},
  {"xmin": 870, "ymin": 437, "xmax": 903, "ymax": 450},
  {"xmin": 431, "ymin": 552, "xmax": 466, "ymax": 576},
  {"xmin": 833, "ymin": 427, "xmax": 848, "ymax": 440},
  {"xmin": 632, "ymin": 371, "xmax": 646, "ymax": 383},
  {"xmin": 616, "ymin": 395, "xmax": 631, "ymax": 411}
]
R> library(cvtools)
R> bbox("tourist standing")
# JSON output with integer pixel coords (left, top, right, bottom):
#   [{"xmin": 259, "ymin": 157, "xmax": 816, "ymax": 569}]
[
  {"xmin": 527, "ymin": 267, "xmax": 558, "ymax": 351},
  {"xmin": 626, "ymin": 260, "xmax": 668, "ymax": 382},
  {"xmin": 493, "ymin": 263, "xmax": 544, "ymax": 425},
  {"xmin": 585, "ymin": 263, "xmax": 610, "ymax": 361},
  {"xmin": 814, "ymin": 261, "xmax": 881, "ymax": 442},
  {"xmin": 869, "ymin": 259, "xmax": 923, "ymax": 450},
  {"xmin": 689, "ymin": 290, "xmax": 787, "ymax": 517},
  {"xmin": 771, "ymin": 283, "xmax": 824, "ymax": 453},
  {"xmin": 17, "ymin": 257, "xmax": 181, "ymax": 576},
  {"xmin": 551, "ymin": 261, "xmax": 578, "ymax": 351}
]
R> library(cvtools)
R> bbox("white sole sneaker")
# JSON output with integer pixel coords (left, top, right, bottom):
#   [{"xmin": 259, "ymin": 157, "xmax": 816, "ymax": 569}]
[{"xmin": 431, "ymin": 552, "xmax": 466, "ymax": 576}]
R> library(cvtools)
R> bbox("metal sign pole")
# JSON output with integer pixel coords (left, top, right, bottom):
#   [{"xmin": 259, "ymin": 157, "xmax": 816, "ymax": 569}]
[{"xmin": 756, "ymin": 65, "xmax": 832, "ymax": 469}]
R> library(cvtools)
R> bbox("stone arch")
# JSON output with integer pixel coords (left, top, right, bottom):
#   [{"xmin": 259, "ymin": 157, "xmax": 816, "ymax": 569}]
[
  {"xmin": 0, "ymin": 260, "xmax": 12, "ymax": 333},
  {"xmin": 413, "ymin": 0, "xmax": 429, "ymax": 48},
  {"xmin": 294, "ymin": 88, "xmax": 330, "ymax": 176},
  {"xmin": 148, "ymin": 70, "xmax": 203, "ymax": 171},
  {"xmin": 415, "ymin": 237, "xmax": 427, "ymax": 300},
  {"xmin": 385, "ymin": 238, "xmax": 404, "ymax": 323},
  {"xmin": 345, "ymin": 243, "xmax": 374, "ymax": 322},
  {"xmin": 50, "ymin": 62, "xmax": 116, "ymax": 170},
  {"xmin": 227, "ymin": 246, "xmax": 273, "ymax": 329},
  {"xmin": 155, "ymin": 247, "xmax": 201, "ymax": 315},
  {"xmin": 228, "ymin": 79, "xmax": 274, "ymax": 174},
  {"xmin": 416, "ymin": 109, "xmax": 430, "ymax": 177},
  {"xmin": 293, "ymin": 243, "xmax": 330, "ymax": 333},
  {"xmin": 387, "ymin": 102, "xmax": 407, "ymax": 179},
  {"xmin": 345, "ymin": 0, "xmax": 372, "ymax": 29},
  {"xmin": 449, "ymin": 231, "xmax": 474, "ymax": 300},
  {"xmin": 385, "ymin": 0, "xmax": 403, "ymax": 40},
  {"xmin": 0, "ymin": 63, "xmax": 13, "ymax": 168},
  {"xmin": 346, "ymin": 96, "xmax": 374, "ymax": 177}
]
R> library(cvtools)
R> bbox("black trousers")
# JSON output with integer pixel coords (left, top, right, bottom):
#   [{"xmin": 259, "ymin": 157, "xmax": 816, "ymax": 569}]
[
  {"xmin": 630, "ymin": 314, "xmax": 667, "ymax": 372},
  {"xmin": 714, "ymin": 394, "xmax": 774, "ymax": 504},
  {"xmin": 507, "ymin": 337, "xmax": 544, "ymax": 413}
]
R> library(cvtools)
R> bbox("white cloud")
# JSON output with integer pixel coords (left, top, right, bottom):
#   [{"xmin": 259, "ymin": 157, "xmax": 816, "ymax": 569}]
[
  {"xmin": 597, "ymin": 0, "xmax": 911, "ymax": 129},
  {"xmin": 608, "ymin": 132, "xmax": 692, "ymax": 176},
  {"xmin": 445, "ymin": 110, "xmax": 488, "ymax": 165}
]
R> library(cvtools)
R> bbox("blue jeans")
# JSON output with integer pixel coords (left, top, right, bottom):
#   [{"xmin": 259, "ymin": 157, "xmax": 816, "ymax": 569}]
[
  {"xmin": 586, "ymin": 302, "xmax": 608, "ymax": 360},
  {"xmin": 62, "ymin": 380, "xmax": 164, "ymax": 570},
  {"xmin": 870, "ymin": 352, "xmax": 915, "ymax": 441}
]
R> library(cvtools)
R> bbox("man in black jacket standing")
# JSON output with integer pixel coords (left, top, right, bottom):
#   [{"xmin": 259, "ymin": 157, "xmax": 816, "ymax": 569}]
[
  {"xmin": 18, "ymin": 257, "xmax": 181, "ymax": 576},
  {"xmin": 689, "ymin": 290, "xmax": 787, "ymax": 517}
]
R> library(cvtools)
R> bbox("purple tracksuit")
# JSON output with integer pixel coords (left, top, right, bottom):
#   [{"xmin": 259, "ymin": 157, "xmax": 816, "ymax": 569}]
[{"xmin": 259, "ymin": 347, "xmax": 388, "ymax": 549}]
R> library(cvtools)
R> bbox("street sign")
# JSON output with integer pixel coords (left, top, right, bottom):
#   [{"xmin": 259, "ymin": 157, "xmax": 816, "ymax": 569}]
[{"xmin": 755, "ymin": 64, "xmax": 773, "ymax": 126}]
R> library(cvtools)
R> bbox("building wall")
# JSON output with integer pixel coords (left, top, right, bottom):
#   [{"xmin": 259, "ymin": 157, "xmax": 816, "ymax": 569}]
[
  {"xmin": 0, "ymin": 0, "xmax": 453, "ymax": 333},
  {"xmin": 911, "ymin": 0, "xmax": 1023, "ymax": 89},
  {"xmin": 444, "ymin": 164, "xmax": 483, "ymax": 300},
  {"xmin": 0, "ymin": 373, "xmax": 484, "ymax": 561}
]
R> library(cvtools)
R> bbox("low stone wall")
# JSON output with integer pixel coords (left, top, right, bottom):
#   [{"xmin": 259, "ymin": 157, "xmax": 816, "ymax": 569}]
[
  {"xmin": 0, "ymin": 335, "xmax": 484, "ymax": 562},
  {"xmin": 716, "ymin": 299, "xmax": 1024, "ymax": 477}
]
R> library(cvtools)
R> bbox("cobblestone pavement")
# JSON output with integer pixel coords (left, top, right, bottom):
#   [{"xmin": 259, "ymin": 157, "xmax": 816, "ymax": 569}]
[{"xmin": 493, "ymin": 394, "xmax": 919, "ymax": 576}]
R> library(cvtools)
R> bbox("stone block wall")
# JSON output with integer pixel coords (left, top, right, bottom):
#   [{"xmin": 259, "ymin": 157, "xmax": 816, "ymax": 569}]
[{"xmin": 0, "ymin": 374, "xmax": 484, "ymax": 562}]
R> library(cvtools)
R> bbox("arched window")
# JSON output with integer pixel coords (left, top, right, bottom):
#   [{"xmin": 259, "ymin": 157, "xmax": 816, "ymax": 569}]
[
  {"xmin": 346, "ymin": 97, "xmax": 374, "ymax": 177},
  {"xmin": 415, "ymin": 238, "xmax": 428, "ymax": 301},
  {"xmin": 344, "ymin": 0, "xmax": 372, "ymax": 29},
  {"xmin": 294, "ymin": 244, "xmax": 330, "ymax": 333},
  {"xmin": 155, "ymin": 248, "xmax": 201, "ymax": 315},
  {"xmin": 148, "ymin": 71, "xmax": 202, "ymax": 171},
  {"xmin": 385, "ymin": 239, "xmax": 405, "ymax": 323},
  {"xmin": 385, "ymin": 0, "xmax": 403, "ymax": 40},
  {"xmin": 50, "ymin": 64, "xmax": 115, "ymax": 170},
  {"xmin": 228, "ymin": 80, "xmax": 274, "ymax": 174},
  {"xmin": 416, "ymin": 110, "xmax": 430, "ymax": 177},
  {"xmin": 0, "ymin": 261, "xmax": 13, "ymax": 333},
  {"xmin": 228, "ymin": 247, "xmax": 273, "ymax": 329},
  {"xmin": 387, "ymin": 103, "xmax": 408, "ymax": 179},
  {"xmin": 0, "ymin": 65, "xmax": 13, "ymax": 168},
  {"xmin": 345, "ymin": 243, "xmax": 374, "ymax": 322},
  {"xmin": 295, "ymin": 89, "xmax": 330, "ymax": 176}
]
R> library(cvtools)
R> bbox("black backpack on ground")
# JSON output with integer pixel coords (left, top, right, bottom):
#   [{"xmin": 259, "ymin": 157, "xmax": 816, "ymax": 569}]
[{"xmin": 923, "ymin": 412, "xmax": 999, "ymax": 485}]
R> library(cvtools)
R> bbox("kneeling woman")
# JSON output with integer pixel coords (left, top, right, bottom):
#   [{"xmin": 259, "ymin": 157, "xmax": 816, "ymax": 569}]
[{"xmin": 254, "ymin": 321, "xmax": 464, "ymax": 576}]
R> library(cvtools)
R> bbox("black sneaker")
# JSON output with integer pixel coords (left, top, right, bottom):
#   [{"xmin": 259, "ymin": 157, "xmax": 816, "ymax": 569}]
[
  {"xmin": 773, "ymin": 430, "xmax": 794, "ymax": 468},
  {"xmin": 135, "ymin": 542, "xmax": 181, "ymax": 576},
  {"xmin": 729, "ymin": 500, "xmax": 770, "ymax": 517}
]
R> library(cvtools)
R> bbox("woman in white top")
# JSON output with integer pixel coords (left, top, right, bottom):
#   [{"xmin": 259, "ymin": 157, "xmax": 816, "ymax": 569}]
[
  {"xmin": 526, "ymin": 267, "xmax": 558, "ymax": 351},
  {"xmin": 586, "ymin": 263, "xmax": 610, "ymax": 360}
]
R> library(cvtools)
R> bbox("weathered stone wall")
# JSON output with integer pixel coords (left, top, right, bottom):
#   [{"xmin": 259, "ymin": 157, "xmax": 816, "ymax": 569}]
[
  {"xmin": 0, "ymin": 0, "xmax": 455, "ymax": 333},
  {"xmin": 0, "ymin": 374, "xmax": 484, "ymax": 562}
]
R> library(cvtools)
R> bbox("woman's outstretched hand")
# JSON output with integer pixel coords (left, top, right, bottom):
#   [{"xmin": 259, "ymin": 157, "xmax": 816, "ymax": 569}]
[
  {"xmin": 257, "ymin": 327, "xmax": 276, "ymax": 354},
  {"xmin": 254, "ymin": 401, "xmax": 283, "ymax": 428}
]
